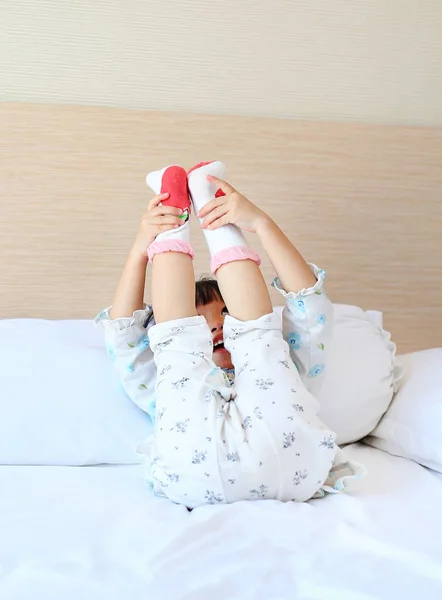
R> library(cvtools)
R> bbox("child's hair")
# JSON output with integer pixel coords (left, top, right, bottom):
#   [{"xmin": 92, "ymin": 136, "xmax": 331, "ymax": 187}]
[
  {"xmin": 195, "ymin": 276, "xmax": 223, "ymax": 306},
  {"xmin": 144, "ymin": 276, "xmax": 223, "ymax": 328}
]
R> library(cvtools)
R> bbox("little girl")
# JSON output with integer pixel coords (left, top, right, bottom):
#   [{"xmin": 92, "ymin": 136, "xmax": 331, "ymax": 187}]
[{"xmin": 96, "ymin": 161, "xmax": 364, "ymax": 508}]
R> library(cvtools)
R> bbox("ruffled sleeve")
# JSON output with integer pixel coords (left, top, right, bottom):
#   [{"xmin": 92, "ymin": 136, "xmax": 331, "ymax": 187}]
[
  {"xmin": 94, "ymin": 306, "xmax": 157, "ymax": 422},
  {"xmin": 272, "ymin": 263, "xmax": 334, "ymax": 396}
]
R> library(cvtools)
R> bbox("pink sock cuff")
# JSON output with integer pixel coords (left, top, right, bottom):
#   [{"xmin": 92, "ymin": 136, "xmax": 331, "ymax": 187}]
[
  {"xmin": 210, "ymin": 246, "xmax": 261, "ymax": 273},
  {"xmin": 148, "ymin": 239, "xmax": 195, "ymax": 262}
]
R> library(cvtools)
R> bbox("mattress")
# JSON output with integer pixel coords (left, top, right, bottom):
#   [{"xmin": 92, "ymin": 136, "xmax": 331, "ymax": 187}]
[{"xmin": 1, "ymin": 444, "xmax": 442, "ymax": 600}]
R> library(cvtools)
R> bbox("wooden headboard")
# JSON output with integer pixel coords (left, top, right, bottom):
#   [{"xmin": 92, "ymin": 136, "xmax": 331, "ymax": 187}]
[{"xmin": 1, "ymin": 103, "xmax": 441, "ymax": 353}]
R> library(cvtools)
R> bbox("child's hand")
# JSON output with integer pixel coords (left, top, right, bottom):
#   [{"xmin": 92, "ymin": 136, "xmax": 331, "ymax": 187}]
[
  {"xmin": 131, "ymin": 193, "xmax": 183, "ymax": 258},
  {"xmin": 198, "ymin": 176, "xmax": 268, "ymax": 233}
]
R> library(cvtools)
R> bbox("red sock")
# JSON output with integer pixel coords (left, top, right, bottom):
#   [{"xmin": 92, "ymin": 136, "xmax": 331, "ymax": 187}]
[{"xmin": 160, "ymin": 166, "xmax": 191, "ymax": 218}]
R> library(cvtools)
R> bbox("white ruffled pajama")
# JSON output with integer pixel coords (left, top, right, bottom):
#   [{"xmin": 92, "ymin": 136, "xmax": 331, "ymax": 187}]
[{"xmin": 96, "ymin": 265, "xmax": 365, "ymax": 508}]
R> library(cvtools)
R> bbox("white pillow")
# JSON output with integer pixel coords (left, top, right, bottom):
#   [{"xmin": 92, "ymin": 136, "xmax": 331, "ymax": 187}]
[
  {"xmin": 316, "ymin": 304, "xmax": 402, "ymax": 445},
  {"xmin": 0, "ymin": 319, "xmax": 152, "ymax": 466},
  {"xmin": 0, "ymin": 305, "xmax": 400, "ymax": 465},
  {"xmin": 365, "ymin": 348, "xmax": 442, "ymax": 472}
]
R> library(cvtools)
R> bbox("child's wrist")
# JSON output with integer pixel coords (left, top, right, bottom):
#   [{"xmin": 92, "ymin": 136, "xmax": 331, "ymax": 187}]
[
  {"xmin": 254, "ymin": 213, "xmax": 273, "ymax": 236},
  {"xmin": 129, "ymin": 242, "xmax": 150, "ymax": 265}
]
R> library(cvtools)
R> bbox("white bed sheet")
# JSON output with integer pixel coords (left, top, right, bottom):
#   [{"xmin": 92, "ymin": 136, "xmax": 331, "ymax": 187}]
[
  {"xmin": 427, "ymin": 468, "xmax": 442, "ymax": 483},
  {"xmin": 1, "ymin": 444, "xmax": 442, "ymax": 600}
]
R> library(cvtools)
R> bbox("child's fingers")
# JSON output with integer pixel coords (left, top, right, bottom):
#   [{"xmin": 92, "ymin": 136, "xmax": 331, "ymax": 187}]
[
  {"xmin": 158, "ymin": 223, "xmax": 181, "ymax": 232},
  {"xmin": 198, "ymin": 197, "xmax": 227, "ymax": 219},
  {"xmin": 206, "ymin": 175, "xmax": 235, "ymax": 195},
  {"xmin": 206, "ymin": 215, "xmax": 229, "ymax": 230},
  {"xmin": 150, "ymin": 205, "xmax": 183, "ymax": 218},
  {"xmin": 202, "ymin": 205, "xmax": 230, "ymax": 229},
  {"xmin": 155, "ymin": 215, "xmax": 183, "ymax": 227},
  {"xmin": 147, "ymin": 192, "xmax": 170, "ymax": 210}
]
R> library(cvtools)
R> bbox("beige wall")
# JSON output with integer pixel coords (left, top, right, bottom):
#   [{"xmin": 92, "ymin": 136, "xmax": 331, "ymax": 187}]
[
  {"xmin": 1, "ymin": 1, "xmax": 442, "ymax": 126},
  {"xmin": 2, "ymin": 104, "xmax": 442, "ymax": 351}
]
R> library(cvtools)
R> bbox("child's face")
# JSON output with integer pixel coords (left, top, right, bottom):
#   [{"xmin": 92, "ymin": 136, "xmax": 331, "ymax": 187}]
[{"xmin": 197, "ymin": 298, "xmax": 234, "ymax": 371}]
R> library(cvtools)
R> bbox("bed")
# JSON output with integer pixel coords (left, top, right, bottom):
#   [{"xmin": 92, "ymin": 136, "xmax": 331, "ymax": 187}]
[
  {"xmin": 1, "ymin": 446, "xmax": 442, "ymax": 599},
  {"xmin": 1, "ymin": 104, "xmax": 441, "ymax": 599}
]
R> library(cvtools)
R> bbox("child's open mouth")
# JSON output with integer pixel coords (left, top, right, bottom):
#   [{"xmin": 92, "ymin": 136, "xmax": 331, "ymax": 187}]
[{"xmin": 213, "ymin": 339, "xmax": 228, "ymax": 354}]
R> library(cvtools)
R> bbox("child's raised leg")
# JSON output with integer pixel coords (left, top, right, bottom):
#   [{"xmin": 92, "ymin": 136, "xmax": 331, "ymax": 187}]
[
  {"xmin": 187, "ymin": 162, "xmax": 337, "ymax": 502},
  {"xmin": 146, "ymin": 165, "xmax": 197, "ymax": 323},
  {"xmin": 145, "ymin": 165, "xmax": 233, "ymax": 508},
  {"xmin": 151, "ymin": 252, "xmax": 197, "ymax": 323},
  {"xmin": 188, "ymin": 161, "xmax": 271, "ymax": 321},
  {"xmin": 216, "ymin": 260, "xmax": 272, "ymax": 322}
]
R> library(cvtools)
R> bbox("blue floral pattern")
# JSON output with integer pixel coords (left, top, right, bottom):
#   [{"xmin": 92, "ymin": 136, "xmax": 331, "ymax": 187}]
[
  {"xmin": 170, "ymin": 418, "xmax": 190, "ymax": 433},
  {"xmin": 308, "ymin": 364, "xmax": 325, "ymax": 378},
  {"xmin": 287, "ymin": 332, "xmax": 302, "ymax": 350},
  {"xmin": 291, "ymin": 298, "xmax": 306, "ymax": 313},
  {"xmin": 192, "ymin": 450, "xmax": 208, "ymax": 464},
  {"xmin": 229, "ymin": 327, "xmax": 245, "ymax": 341},
  {"xmin": 237, "ymin": 361, "xmax": 249, "ymax": 376},
  {"xmin": 241, "ymin": 416, "xmax": 252, "ymax": 430},
  {"xmin": 255, "ymin": 378, "xmax": 274, "ymax": 391},
  {"xmin": 137, "ymin": 334, "xmax": 150, "ymax": 350},
  {"xmin": 227, "ymin": 452, "xmax": 240, "ymax": 462},
  {"xmin": 205, "ymin": 389, "xmax": 217, "ymax": 403},
  {"xmin": 171, "ymin": 377, "xmax": 190, "ymax": 389},
  {"xmin": 317, "ymin": 314, "xmax": 326, "ymax": 326},
  {"xmin": 253, "ymin": 406, "xmax": 263, "ymax": 420},
  {"xmin": 151, "ymin": 455, "xmax": 162, "ymax": 467},
  {"xmin": 249, "ymin": 484, "xmax": 269, "ymax": 499},
  {"xmin": 205, "ymin": 490, "xmax": 224, "ymax": 504},
  {"xmin": 283, "ymin": 432, "xmax": 296, "ymax": 449},
  {"xmin": 319, "ymin": 434, "xmax": 335, "ymax": 450},
  {"xmin": 157, "ymin": 338, "xmax": 173, "ymax": 352},
  {"xmin": 293, "ymin": 469, "xmax": 308, "ymax": 486}
]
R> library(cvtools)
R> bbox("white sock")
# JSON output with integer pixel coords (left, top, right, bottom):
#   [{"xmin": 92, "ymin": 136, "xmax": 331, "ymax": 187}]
[
  {"xmin": 146, "ymin": 165, "xmax": 194, "ymax": 261},
  {"xmin": 187, "ymin": 161, "xmax": 260, "ymax": 273}
]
